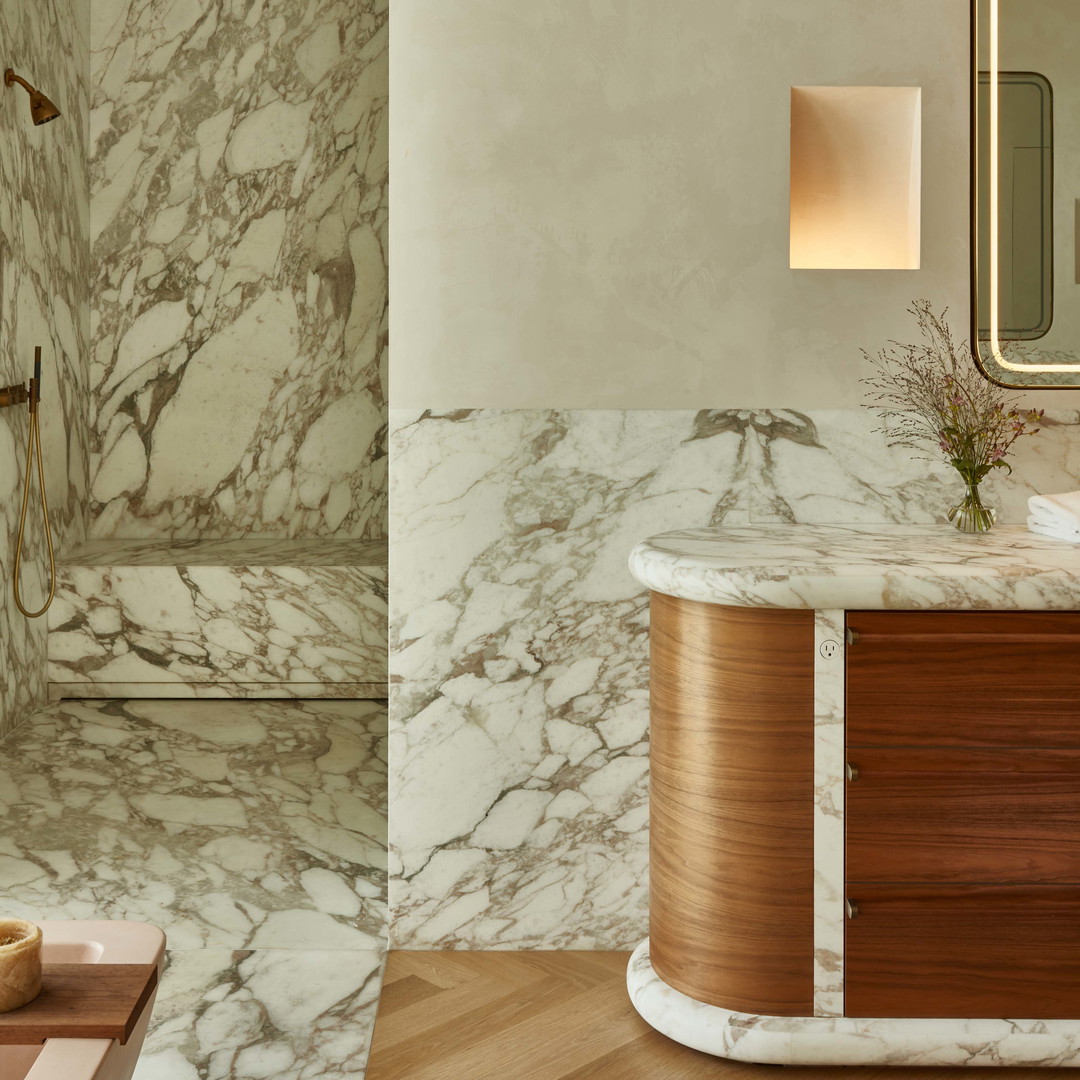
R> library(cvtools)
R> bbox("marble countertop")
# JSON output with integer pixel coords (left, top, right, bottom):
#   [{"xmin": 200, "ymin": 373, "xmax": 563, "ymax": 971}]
[{"xmin": 629, "ymin": 524, "xmax": 1080, "ymax": 610}]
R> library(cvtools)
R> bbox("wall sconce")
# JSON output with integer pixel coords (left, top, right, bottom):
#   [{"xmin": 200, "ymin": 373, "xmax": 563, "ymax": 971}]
[{"xmin": 789, "ymin": 86, "xmax": 922, "ymax": 270}]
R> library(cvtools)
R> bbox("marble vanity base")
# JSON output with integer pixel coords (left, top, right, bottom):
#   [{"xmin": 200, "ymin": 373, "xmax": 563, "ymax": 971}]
[{"xmin": 627, "ymin": 941, "xmax": 1080, "ymax": 1068}]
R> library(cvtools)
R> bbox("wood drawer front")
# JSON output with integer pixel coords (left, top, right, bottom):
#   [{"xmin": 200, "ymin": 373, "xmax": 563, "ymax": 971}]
[
  {"xmin": 846, "ymin": 748, "xmax": 1080, "ymax": 883},
  {"xmin": 846, "ymin": 611, "xmax": 1080, "ymax": 747},
  {"xmin": 845, "ymin": 884, "xmax": 1080, "ymax": 1018}
]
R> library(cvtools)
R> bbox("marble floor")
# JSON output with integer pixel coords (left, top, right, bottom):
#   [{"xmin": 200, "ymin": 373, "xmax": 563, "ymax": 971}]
[{"xmin": 0, "ymin": 698, "xmax": 388, "ymax": 1079}]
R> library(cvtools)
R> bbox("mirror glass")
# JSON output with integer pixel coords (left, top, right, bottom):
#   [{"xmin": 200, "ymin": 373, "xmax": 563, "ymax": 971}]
[{"xmin": 973, "ymin": 0, "xmax": 1080, "ymax": 386}]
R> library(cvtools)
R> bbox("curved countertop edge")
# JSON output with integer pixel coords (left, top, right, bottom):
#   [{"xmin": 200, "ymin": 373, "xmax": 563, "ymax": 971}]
[
  {"xmin": 628, "ymin": 525, "xmax": 1080, "ymax": 610},
  {"xmin": 627, "ymin": 941, "xmax": 1080, "ymax": 1068}
]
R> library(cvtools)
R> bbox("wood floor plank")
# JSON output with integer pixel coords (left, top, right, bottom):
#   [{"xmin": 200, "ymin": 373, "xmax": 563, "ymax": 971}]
[
  {"xmin": 485, "ymin": 950, "xmax": 629, "ymax": 988},
  {"xmin": 558, "ymin": 1030, "xmax": 730, "ymax": 1079},
  {"xmin": 370, "ymin": 973, "xmax": 444, "ymax": 1018},
  {"xmin": 387, "ymin": 951, "xmax": 489, "ymax": 989},
  {"xmin": 367, "ymin": 975, "xmax": 576, "ymax": 1080},
  {"xmin": 369, "ymin": 970, "xmax": 550, "ymax": 1056},
  {"xmin": 374, "ymin": 976, "xmax": 648, "ymax": 1080}
]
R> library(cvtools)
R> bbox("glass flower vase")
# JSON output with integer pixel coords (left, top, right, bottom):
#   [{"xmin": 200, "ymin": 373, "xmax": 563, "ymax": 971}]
[{"xmin": 948, "ymin": 478, "xmax": 996, "ymax": 533}]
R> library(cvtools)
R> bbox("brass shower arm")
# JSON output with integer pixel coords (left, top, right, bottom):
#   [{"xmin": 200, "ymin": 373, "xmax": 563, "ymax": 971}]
[{"xmin": 4, "ymin": 70, "xmax": 33, "ymax": 94}]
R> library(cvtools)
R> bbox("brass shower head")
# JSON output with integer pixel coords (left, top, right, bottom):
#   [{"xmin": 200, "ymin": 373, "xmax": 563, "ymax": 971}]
[{"xmin": 5, "ymin": 70, "xmax": 60, "ymax": 126}]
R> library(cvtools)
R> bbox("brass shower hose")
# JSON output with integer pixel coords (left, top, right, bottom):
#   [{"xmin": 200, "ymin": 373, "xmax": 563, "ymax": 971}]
[{"xmin": 13, "ymin": 348, "xmax": 55, "ymax": 618}]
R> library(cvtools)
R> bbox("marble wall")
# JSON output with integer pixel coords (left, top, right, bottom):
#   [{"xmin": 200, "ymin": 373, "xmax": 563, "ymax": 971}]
[
  {"xmin": 89, "ymin": 0, "xmax": 388, "ymax": 540},
  {"xmin": 389, "ymin": 407, "xmax": 1080, "ymax": 948},
  {"xmin": 0, "ymin": 0, "xmax": 91, "ymax": 737}
]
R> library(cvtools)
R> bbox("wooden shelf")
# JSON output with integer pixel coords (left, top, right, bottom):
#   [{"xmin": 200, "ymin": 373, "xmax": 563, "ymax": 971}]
[{"xmin": 0, "ymin": 964, "xmax": 157, "ymax": 1045}]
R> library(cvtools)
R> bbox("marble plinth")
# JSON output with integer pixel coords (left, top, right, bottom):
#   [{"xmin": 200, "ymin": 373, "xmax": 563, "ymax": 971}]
[
  {"xmin": 628, "ymin": 941, "xmax": 1080, "ymax": 1068},
  {"xmin": 48, "ymin": 540, "xmax": 388, "ymax": 698}
]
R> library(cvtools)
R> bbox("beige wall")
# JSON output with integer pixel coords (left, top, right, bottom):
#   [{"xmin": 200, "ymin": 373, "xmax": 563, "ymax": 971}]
[{"xmin": 391, "ymin": 0, "xmax": 990, "ymax": 410}]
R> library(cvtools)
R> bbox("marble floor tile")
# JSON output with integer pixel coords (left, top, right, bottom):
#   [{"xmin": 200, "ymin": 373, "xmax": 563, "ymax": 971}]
[
  {"xmin": 134, "ymin": 948, "xmax": 386, "ymax": 1080},
  {"xmin": 0, "ymin": 700, "xmax": 387, "ymax": 949},
  {"xmin": 1, "ymin": 698, "xmax": 388, "ymax": 1077}
]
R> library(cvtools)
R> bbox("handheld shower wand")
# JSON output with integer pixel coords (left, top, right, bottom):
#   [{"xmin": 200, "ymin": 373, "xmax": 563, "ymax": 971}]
[{"xmin": 7, "ymin": 347, "xmax": 55, "ymax": 618}]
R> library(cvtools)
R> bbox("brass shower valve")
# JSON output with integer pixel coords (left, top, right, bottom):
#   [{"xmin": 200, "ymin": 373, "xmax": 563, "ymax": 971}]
[{"xmin": 0, "ymin": 382, "xmax": 30, "ymax": 409}]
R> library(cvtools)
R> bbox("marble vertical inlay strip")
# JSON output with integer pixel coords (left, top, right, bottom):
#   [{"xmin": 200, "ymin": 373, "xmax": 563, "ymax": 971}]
[{"xmin": 812, "ymin": 609, "xmax": 845, "ymax": 1017}]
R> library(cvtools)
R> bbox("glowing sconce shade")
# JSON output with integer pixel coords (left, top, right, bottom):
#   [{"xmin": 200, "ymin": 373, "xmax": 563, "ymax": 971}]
[{"xmin": 789, "ymin": 86, "xmax": 922, "ymax": 270}]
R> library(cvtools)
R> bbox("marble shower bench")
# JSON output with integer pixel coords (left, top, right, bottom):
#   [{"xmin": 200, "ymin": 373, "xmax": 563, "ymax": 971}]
[{"xmin": 47, "ymin": 539, "xmax": 387, "ymax": 700}]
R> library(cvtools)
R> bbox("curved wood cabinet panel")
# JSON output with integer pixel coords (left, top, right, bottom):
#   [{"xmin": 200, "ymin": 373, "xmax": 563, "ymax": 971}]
[{"xmin": 649, "ymin": 593, "xmax": 815, "ymax": 1016}]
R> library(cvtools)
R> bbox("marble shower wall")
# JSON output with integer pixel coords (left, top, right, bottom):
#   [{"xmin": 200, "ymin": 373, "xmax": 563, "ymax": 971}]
[
  {"xmin": 89, "ymin": 0, "xmax": 388, "ymax": 539},
  {"xmin": 0, "ymin": 0, "xmax": 91, "ymax": 738},
  {"xmin": 389, "ymin": 407, "xmax": 1080, "ymax": 949}
]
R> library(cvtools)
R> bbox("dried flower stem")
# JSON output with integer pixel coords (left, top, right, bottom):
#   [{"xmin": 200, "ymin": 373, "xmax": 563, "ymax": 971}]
[{"xmin": 862, "ymin": 301, "xmax": 1043, "ymax": 494}]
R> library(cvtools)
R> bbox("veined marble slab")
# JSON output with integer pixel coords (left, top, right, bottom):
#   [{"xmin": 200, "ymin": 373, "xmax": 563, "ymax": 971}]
[
  {"xmin": 628, "ymin": 941, "xmax": 1080, "ymax": 1067},
  {"xmin": 89, "ymin": 0, "xmax": 387, "ymax": 541},
  {"xmin": 0, "ymin": 0, "xmax": 91, "ymax": 739},
  {"xmin": 0, "ymin": 699, "xmax": 387, "ymax": 949},
  {"xmin": 140, "ymin": 948, "xmax": 385, "ymax": 1079},
  {"xmin": 49, "ymin": 564, "xmax": 387, "ymax": 693},
  {"xmin": 48, "ymin": 681, "xmax": 386, "ymax": 701},
  {"xmin": 61, "ymin": 538, "xmax": 388, "ymax": 567},
  {"xmin": 390, "ymin": 407, "xmax": 1080, "ymax": 951},
  {"xmin": 631, "ymin": 524, "xmax": 1080, "ymax": 609},
  {"xmin": 0, "ymin": 698, "xmax": 388, "ymax": 1078}
]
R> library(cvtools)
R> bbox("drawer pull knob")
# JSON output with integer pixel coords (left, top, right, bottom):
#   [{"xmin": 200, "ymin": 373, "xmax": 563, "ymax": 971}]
[
  {"xmin": 846, "ymin": 899, "xmax": 859, "ymax": 920},
  {"xmin": 845, "ymin": 627, "xmax": 860, "ymax": 645},
  {"xmin": 846, "ymin": 762, "xmax": 860, "ymax": 781}
]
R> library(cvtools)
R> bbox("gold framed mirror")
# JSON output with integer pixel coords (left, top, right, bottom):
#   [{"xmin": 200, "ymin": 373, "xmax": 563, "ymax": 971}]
[{"xmin": 972, "ymin": 0, "xmax": 1080, "ymax": 387}]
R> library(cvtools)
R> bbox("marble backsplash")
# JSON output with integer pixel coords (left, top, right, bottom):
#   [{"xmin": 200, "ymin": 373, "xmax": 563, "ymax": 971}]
[
  {"xmin": 0, "ymin": 0, "xmax": 91, "ymax": 738},
  {"xmin": 88, "ymin": 0, "xmax": 388, "ymax": 540},
  {"xmin": 389, "ymin": 406, "xmax": 1080, "ymax": 949}
]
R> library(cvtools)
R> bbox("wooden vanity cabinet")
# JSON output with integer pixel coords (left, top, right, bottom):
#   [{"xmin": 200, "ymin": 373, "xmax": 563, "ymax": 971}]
[
  {"xmin": 650, "ymin": 598, "xmax": 1080, "ymax": 1023},
  {"xmin": 845, "ymin": 611, "xmax": 1080, "ymax": 1019},
  {"xmin": 649, "ymin": 592, "xmax": 816, "ymax": 1016}
]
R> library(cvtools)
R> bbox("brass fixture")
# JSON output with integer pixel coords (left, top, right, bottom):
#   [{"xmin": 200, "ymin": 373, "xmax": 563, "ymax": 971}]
[
  {"xmin": 7, "ymin": 348, "xmax": 55, "ymax": 619},
  {"xmin": 846, "ymin": 899, "xmax": 859, "ymax": 920},
  {"xmin": 4, "ymin": 69, "xmax": 60, "ymax": 126},
  {"xmin": 846, "ymin": 762, "xmax": 860, "ymax": 782},
  {"xmin": 0, "ymin": 383, "xmax": 29, "ymax": 408}
]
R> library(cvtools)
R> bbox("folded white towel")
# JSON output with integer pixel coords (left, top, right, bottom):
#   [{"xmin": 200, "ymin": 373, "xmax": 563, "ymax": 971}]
[
  {"xmin": 1029, "ymin": 492, "xmax": 1080, "ymax": 532},
  {"xmin": 1027, "ymin": 514, "xmax": 1080, "ymax": 543}
]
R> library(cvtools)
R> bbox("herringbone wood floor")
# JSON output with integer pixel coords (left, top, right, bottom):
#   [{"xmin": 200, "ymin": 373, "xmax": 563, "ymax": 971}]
[{"xmin": 365, "ymin": 952, "xmax": 1054, "ymax": 1079}]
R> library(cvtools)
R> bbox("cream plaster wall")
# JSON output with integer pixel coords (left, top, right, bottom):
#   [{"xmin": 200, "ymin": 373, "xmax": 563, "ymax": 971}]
[{"xmin": 392, "ymin": 0, "xmax": 983, "ymax": 410}]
